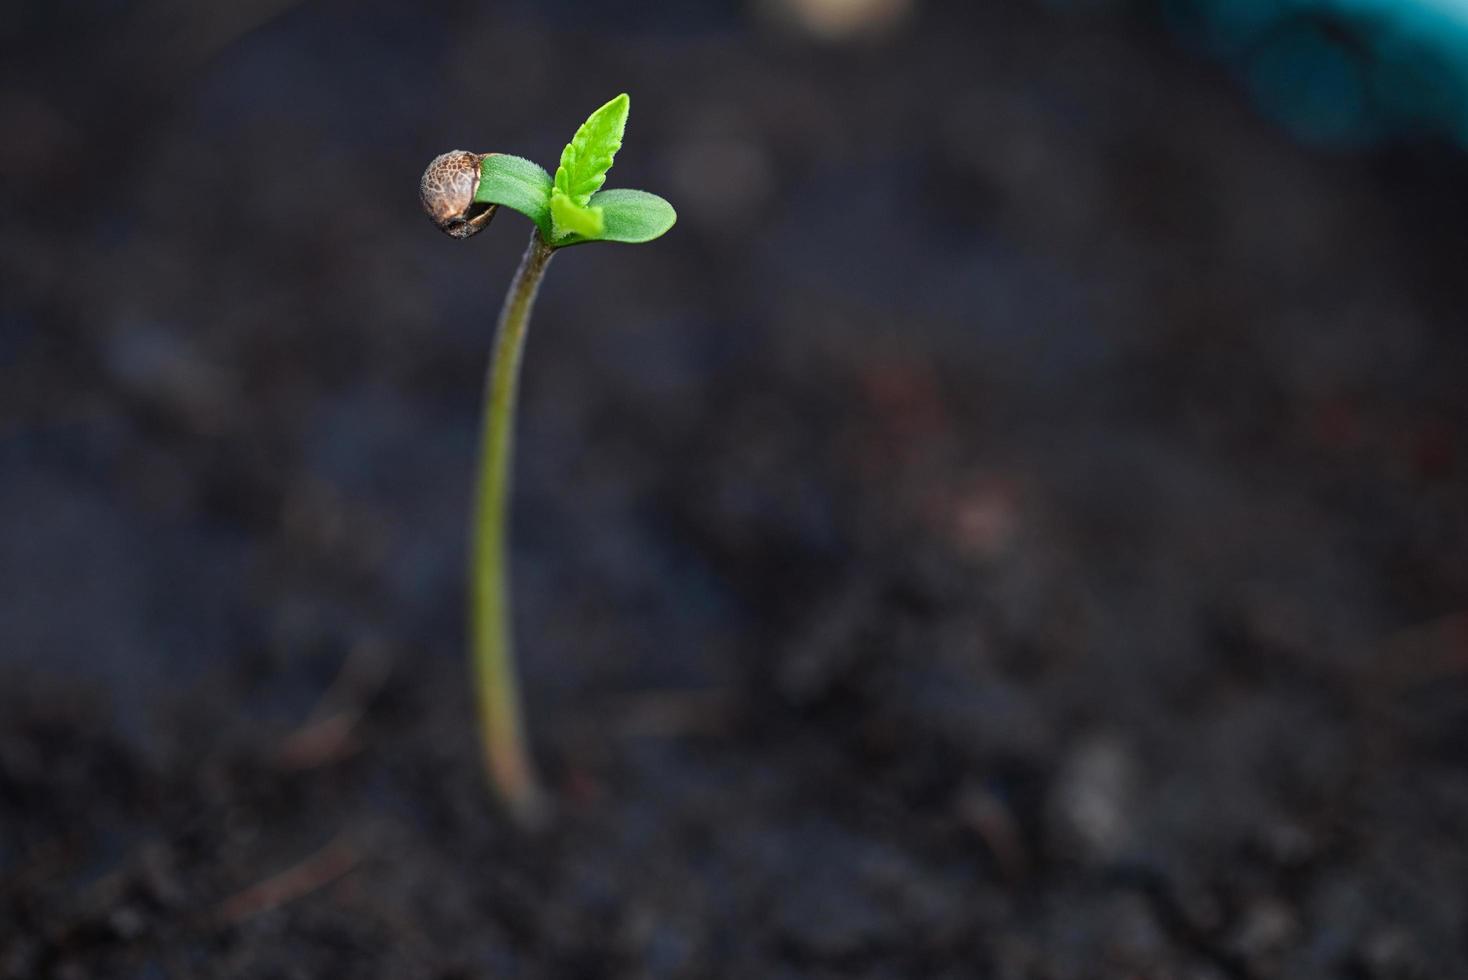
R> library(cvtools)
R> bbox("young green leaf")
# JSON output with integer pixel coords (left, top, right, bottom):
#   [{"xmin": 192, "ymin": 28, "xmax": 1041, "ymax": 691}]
[
  {"xmin": 556, "ymin": 189, "xmax": 676, "ymax": 246},
  {"xmin": 591, "ymin": 189, "xmax": 677, "ymax": 244},
  {"xmin": 475, "ymin": 154, "xmax": 554, "ymax": 240},
  {"xmin": 549, "ymin": 188, "xmax": 605, "ymax": 241},
  {"xmin": 553, "ymin": 93, "xmax": 629, "ymax": 207}
]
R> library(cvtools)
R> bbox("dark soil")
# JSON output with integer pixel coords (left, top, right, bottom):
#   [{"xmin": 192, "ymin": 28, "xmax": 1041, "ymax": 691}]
[{"xmin": 3, "ymin": 2, "xmax": 1468, "ymax": 977}]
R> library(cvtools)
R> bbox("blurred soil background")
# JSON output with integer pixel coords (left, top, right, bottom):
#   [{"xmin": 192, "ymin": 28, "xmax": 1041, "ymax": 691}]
[{"xmin": 3, "ymin": 0, "xmax": 1468, "ymax": 976}]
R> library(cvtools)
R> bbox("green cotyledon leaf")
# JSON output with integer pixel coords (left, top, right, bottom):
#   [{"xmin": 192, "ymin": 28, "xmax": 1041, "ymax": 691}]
[
  {"xmin": 474, "ymin": 154, "xmax": 554, "ymax": 240},
  {"xmin": 553, "ymin": 189, "xmax": 676, "ymax": 247},
  {"xmin": 554, "ymin": 93, "xmax": 629, "ymax": 207}
]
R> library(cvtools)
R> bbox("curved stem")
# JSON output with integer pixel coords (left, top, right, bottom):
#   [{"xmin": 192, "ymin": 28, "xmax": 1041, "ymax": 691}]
[{"xmin": 472, "ymin": 229, "xmax": 555, "ymax": 827}]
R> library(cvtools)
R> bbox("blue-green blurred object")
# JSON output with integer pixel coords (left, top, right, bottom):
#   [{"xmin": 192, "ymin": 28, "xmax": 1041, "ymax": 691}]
[{"xmin": 1164, "ymin": 0, "xmax": 1468, "ymax": 147}]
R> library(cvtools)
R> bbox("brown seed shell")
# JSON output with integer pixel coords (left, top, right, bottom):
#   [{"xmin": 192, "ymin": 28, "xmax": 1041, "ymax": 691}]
[{"xmin": 420, "ymin": 150, "xmax": 498, "ymax": 239}]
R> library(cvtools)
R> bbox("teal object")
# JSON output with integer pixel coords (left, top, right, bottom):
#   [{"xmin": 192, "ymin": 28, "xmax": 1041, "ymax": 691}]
[{"xmin": 1167, "ymin": 0, "xmax": 1468, "ymax": 146}]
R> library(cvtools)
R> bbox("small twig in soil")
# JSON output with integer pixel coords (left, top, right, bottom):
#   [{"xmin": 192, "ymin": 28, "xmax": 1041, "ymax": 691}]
[
  {"xmin": 275, "ymin": 641, "xmax": 391, "ymax": 770},
  {"xmin": 216, "ymin": 834, "xmax": 359, "ymax": 924},
  {"xmin": 954, "ymin": 783, "xmax": 1030, "ymax": 883}
]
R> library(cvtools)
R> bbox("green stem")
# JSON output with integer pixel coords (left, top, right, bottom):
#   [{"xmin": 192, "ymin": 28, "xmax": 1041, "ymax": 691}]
[{"xmin": 472, "ymin": 229, "xmax": 555, "ymax": 827}]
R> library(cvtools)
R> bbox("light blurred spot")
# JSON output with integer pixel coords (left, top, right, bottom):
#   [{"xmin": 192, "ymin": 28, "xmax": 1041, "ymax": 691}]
[
  {"xmin": 755, "ymin": 0, "xmax": 914, "ymax": 41},
  {"xmin": 1046, "ymin": 733, "xmax": 1141, "ymax": 866},
  {"xmin": 948, "ymin": 476, "xmax": 1022, "ymax": 562}
]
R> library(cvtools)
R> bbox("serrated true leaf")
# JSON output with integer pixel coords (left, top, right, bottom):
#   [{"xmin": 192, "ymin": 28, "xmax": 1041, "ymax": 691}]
[
  {"xmin": 549, "ymin": 188, "xmax": 605, "ymax": 241},
  {"xmin": 553, "ymin": 93, "xmax": 629, "ymax": 208},
  {"xmin": 475, "ymin": 154, "xmax": 554, "ymax": 239}
]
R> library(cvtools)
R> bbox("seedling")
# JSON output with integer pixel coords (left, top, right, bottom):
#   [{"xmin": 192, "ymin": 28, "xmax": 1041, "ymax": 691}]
[{"xmin": 419, "ymin": 94, "xmax": 675, "ymax": 826}]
